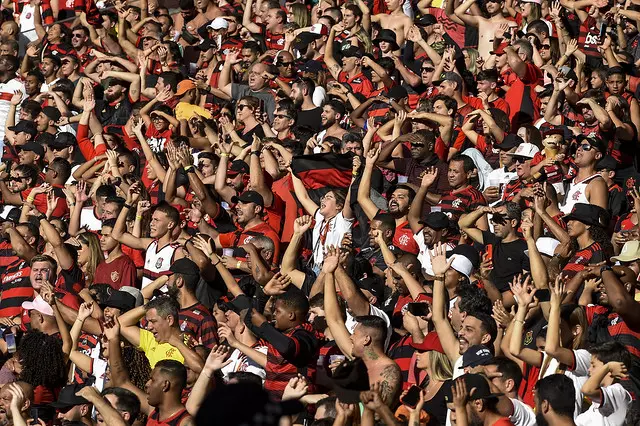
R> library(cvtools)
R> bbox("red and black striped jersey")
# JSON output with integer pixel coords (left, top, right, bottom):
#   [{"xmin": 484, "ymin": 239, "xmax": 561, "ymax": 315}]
[
  {"xmin": 562, "ymin": 242, "xmax": 605, "ymax": 279},
  {"xmin": 12, "ymin": 0, "xmax": 54, "ymax": 24},
  {"xmin": 0, "ymin": 241, "xmax": 20, "ymax": 273},
  {"xmin": 388, "ymin": 334, "xmax": 415, "ymax": 390},
  {"xmin": 72, "ymin": 332, "xmax": 99, "ymax": 384},
  {"xmin": 0, "ymin": 259, "xmax": 33, "ymax": 318},
  {"xmin": 178, "ymin": 303, "xmax": 218, "ymax": 349},
  {"xmin": 586, "ymin": 305, "xmax": 640, "ymax": 358},
  {"xmin": 438, "ymin": 185, "xmax": 487, "ymax": 221}
]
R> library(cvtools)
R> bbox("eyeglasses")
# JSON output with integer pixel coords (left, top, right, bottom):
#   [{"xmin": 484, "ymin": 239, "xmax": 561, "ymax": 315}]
[
  {"xmin": 421, "ymin": 67, "xmax": 435, "ymax": 72},
  {"xmin": 540, "ymin": 44, "xmax": 550, "ymax": 50},
  {"xmin": 72, "ymin": 34, "xmax": 84, "ymax": 38},
  {"xmin": 578, "ymin": 143, "xmax": 594, "ymax": 151}
]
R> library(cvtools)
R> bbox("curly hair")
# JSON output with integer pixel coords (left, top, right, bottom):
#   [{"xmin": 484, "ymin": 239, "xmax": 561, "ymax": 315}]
[
  {"xmin": 123, "ymin": 345, "xmax": 151, "ymax": 390},
  {"xmin": 18, "ymin": 331, "xmax": 66, "ymax": 389}
]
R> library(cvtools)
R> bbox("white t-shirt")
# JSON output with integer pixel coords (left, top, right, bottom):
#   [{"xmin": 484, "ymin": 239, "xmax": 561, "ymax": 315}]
[
  {"xmin": 575, "ymin": 383, "xmax": 632, "ymax": 426},
  {"xmin": 414, "ymin": 232, "xmax": 455, "ymax": 276},
  {"xmin": 80, "ymin": 207, "xmax": 103, "ymax": 231},
  {"xmin": 540, "ymin": 349, "xmax": 590, "ymax": 419},
  {"xmin": 220, "ymin": 346, "xmax": 268, "ymax": 382},
  {"xmin": 312, "ymin": 209, "xmax": 354, "ymax": 267},
  {"xmin": 0, "ymin": 78, "xmax": 25, "ymax": 154},
  {"xmin": 345, "ymin": 304, "xmax": 392, "ymax": 350},
  {"xmin": 509, "ymin": 398, "xmax": 536, "ymax": 426}
]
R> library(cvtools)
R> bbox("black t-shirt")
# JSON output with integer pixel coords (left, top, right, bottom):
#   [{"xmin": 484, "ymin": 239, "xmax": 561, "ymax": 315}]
[
  {"xmin": 482, "ymin": 231, "xmax": 530, "ymax": 292},
  {"xmin": 297, "ymin": 108, "xmax": 323, "ymax": 132},
  {"xmin": 240, "ymin": 125, "xmax": 265, "ymax": 144},
  {"xmin": 95, "ymin": 97, "xmax": 133, "ymax": 127}
]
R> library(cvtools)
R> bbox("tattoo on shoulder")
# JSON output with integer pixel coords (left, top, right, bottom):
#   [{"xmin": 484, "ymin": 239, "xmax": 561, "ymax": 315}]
[{"xmin": 378, "ymin": 363, "xmax": 402, "ymax": 405}]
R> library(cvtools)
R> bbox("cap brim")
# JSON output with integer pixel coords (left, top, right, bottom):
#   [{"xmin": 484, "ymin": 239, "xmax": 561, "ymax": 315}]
[
  {"xmin": 50, "ymin": 401, "xmax": 75, "ymax": 409},
  {"xmin": 611, "ymin": 254, "xmax": 640, "ymax": 262}
]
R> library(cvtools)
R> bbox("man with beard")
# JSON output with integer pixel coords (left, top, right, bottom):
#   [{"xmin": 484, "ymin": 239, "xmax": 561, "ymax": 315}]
[
  {"xmin": 445, "ymin": 374, "xmax": 514, "ymax": 426},
  {"xmin": 39, "ymin": 55, "xmax": 60, "ymax": 92},
  {"xmin": 112, "ymin": 184, "xmax": 185, "ymax": 290},
  {"xmin": 534, "ymin": 374, "xmax": 577, "ymax": 426},
  {"xmin": 209, "ymin": 191, "xmax": 281, "ymax": 264},
  {"xmin": 431, "ymin": 242, "xmax": 498, "ymax": 375},
  {"xmin": 318, "ymin": 99, "xmax": 347, "ymax": 141},
  {"xmin": 376, "ymin": 130, "xmax": 450, "ymax": 193},
  {"xmin": 459, "ymin": 202, "xmax": 530, "ymax": 308},
  {"xmin": 0, "ymin": 382, "xmax": 34, "ymax": 426},
  {"xmin": 70, "ymin": 27, "xmax": 95, "ymax": 72},
  {"xmin": 292, "ymin": 28, "xmax": 327, "ymax": 63},
  {"xmin": 142, "ymin": 258, "xmax": 217, "ymax": 350},
  {"xmin": 95, "ymin": 78, "xmax": 134, "ymax": 127},
  {"xmin": 325, "ymin": 42, "xmax": 374, "ymax": 98},
  {"xmin": 290, "ymin": 77, "xmax": 322, "ymax": 131},
  {"xmin": 51, "ymin": 384, "xmax": 93, "ymax": 426},
  {"xmin": 0, "ymin": 55, "xmax": 26, "ymax": 149},
  {"xmin": 35, "ymin": 106, "xmax": 60, "ymax": 136},
  {"xmin": 359, "ymin": 146, "xmax": 419, "ymax": 254}
]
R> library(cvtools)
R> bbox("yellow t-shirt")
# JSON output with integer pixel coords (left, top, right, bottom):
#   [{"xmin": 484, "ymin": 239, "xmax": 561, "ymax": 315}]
[
  {"xmin": 175, "ymin": 102, "xmax": 213, "ymax": 121},
  {"xmin": 138, "ymin": 329, "xmax": 185, "ymax": 368}
]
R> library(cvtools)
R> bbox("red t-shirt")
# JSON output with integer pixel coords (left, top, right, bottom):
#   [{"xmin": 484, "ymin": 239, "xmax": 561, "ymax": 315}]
[
  {"xmin": 93, "ymin": 254, "xmax": 137, "ymax": 289},
  {"xmin": 338, "ymin": 72, "xmax": 374, "ymax": 98},
  {"xmin": 219, "ymin": 222, "xmax": 281, "ymax": 262}
]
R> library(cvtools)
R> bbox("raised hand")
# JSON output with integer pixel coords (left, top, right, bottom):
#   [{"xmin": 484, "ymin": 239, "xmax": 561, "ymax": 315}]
[
  {"xmin": 10, "ymin": 91, "xmax": 23, "ymax": 107},
  {"xmin": 263, "ymin": 272, "xmax": 291, "ymax": 296},
  {"xmin": 322, "ymin": 246, "xmax": 340, "ymax": 273},
  {"xmin": 127, "ymin": 182, "xmax": 141, "ymax": 205},
  {"xmin": 78, "ymin": 302, "xmax": 94, "ymax": 321},
  {"xmin": 293, "ymin": 215, "xmax": 313, "ymax": 234},
  {"xmin": 608, "ymin": 361, "xmax": 628, "ymax": 379},
  {"xmin": 204, "ymin": 345, "xmax": 231, "ymax": 374},
  {"xmin": 282, "ymin": 376, "xmax": 309, "ymax": 401},
  {"xmin": 429, "ymin": 242, "xmax": 454, "ymax": 276},
  {"xmin": 365, "ymin": 145, "xmax": 381, "ymax": 166},
  {"xmin": 192, "ymin": 235, "xmax": 214, "ymax": 258},
  {"xmin": 509, "ymin": 274, "xmax": 536, "ymax": 308},
  {"xmin": 217, "ymin": 322, "xmax": 238, "ymax": 347},
  {"xmin": 420, "ymin": 167, "xmax": 438, "ymax": 188},
  {"xmin": 103, "ymin": 316, "xmax": 121, "ymax": 341}
]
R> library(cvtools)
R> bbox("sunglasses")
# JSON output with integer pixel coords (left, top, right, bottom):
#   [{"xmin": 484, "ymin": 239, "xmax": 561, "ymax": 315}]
[
  {"xmin": 7, "ymin": 176, "xmax": 26, "ymax": 182},
  {"xmin": 411, "ymin": 143, "xmax": 425, "ymax": 148},
  {"xmin": 513, "ymin": 156, "xmax": 530, "ymax": 164},
  {"xmin": 540, "ymin": 44, "xmax": 550, "ymax": 50},
  {"xmin": 274, "ymin": 114, "xmax": 291, "ymax": 119},
  {"xmin": 278, "ymin": 61, "xmax": 294, "ymax": 67},
  {"xmin": 421, "ymin": 67, "xmax": 435, "ymax": 72},
  {"xmin": 237, "ymin": 104, "xmax": 251, "ymax": 111},
  {"xmin": 72, "ymin": 34, "xmax": 84, "ymax": 38},
  {"xmin": 578, "ymin": 143, "xmax": 594, "ymax": 151}
]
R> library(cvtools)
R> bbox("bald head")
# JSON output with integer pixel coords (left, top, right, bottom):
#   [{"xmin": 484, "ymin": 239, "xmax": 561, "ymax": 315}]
[{"xmin": 0, "ymin": 21, "xmax": 19, "ymax": 39}]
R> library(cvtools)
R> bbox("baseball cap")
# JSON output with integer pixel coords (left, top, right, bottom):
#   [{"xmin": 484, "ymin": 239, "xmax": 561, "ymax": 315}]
[
  {"xmin": 119, "ymin": 286, "xmax": 144, "ymax": 307},
  {"xmin": 563, "ymin": 203, "xmax": 609, "ymax": 227},
  {"xmin": 612, "ymin": 240, "xmax": 640, "ymax": 263},
  {"xmin": 227, "ymin": 160, "xmax": 249, "ymax": 176},
  {"xmin": 99, "ymin": 290, "xmax": 137, "ymax": 313},
  {"xmin": 459, "ymin": 345, "xmax": 494, "ymax": 368},
  {"xmin": 387, "ymin": 85, "xmax": 408, "ymax": 102},
  {"xmin": 494, "ymin": 134, "xmax": 523, "ymax": 150},
  {"xmin": 443, "ymin": 374, "xmax": 503, "ymax": 403},
  {"xmin": 175, "ymin": 80, "xmax": 196, "ymax": 96},
  {"xmin": 42, "ymin": 106, "xmax": 62, "ymax": 123},
  {"xmin": 49, "ymin": 132, "xmax": 76, "ymax": 150},
  {"xmin": 231, "ymin": 190, "xmax": 264, "ymax": 207},
  {"xmin": 596, "ymin": 155, "xmax": 617, "ymax": 171},
  {"xmin": 310, "ymin": 23, "xmax": 329, "ymax": 35},
  {"xmin": 207, "ymin": 17, "xmax": 229, "ymax": 30},
  {"xmin": 506, "ymin": 142, "xmax": 539, "ymax": 159},
  {"xmin": 50, "ymin": 384, "xmax": 89, "ymax": 409},
  {"xmin": 449, "ymin": 244, "xmax": 481, "ymax": 270},
  {"xmin": 433, "ymin": 71, "xmax": 463, "ymax": 88},
  {"xmin": 415, "ymin": 14, "xmax": 437, "ymax": 26},
  {"xmin": 9, "ymin": 120, "xmax": 37, "ymax": 137},
  {"xmin": 330, "ymin": 358, "xmax": 370, "ymax": 404},
  {"xmin": 19, "ymin": 141, "xmax": 45, "ymax": 158},
  {"xmin": 299, "ymin": 60, "xmax": 323, "ymax": 73},
  {"xmin": 293, "ymin": 32, "xmax": 322, "ymax": 51},
  {"xmin": 169, "ymin": 258, "xmax": 200, "ymax": 277},
  {"xmin": 490, "ymin": 42, "xmax": 509, "ymax": 55},
  {"xmin": 410, "ymin": 331, "xmax": 445, "ymax": 353},
  {"xmin": 419, "ymin": 211, "xmax": 450, "ymax": 230},
  {"xmin": 341, "ymin": 46, "xmax": 364, "ymax": 59},
  {"xmin": 22, "ymin": 295, "xmax": 54, "ymax": 316},
  {"xmin": 526, "ymin": 237, "xmax": 560, "ymax": 257},
  {"xmin": 577, "ymin": 134, "xmax": 607, "ymax": 154}
]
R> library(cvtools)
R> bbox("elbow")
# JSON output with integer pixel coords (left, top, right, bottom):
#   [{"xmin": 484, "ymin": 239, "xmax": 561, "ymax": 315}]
[{"xmin": 611, "ymin": 297, "xmax": 630, "ymax": 313}]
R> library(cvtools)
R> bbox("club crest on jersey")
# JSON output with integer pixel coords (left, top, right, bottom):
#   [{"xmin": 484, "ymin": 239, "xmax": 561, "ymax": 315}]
[
  {"xmin": 156, "ymin": 258, "xmax": 164, "ymax": 269},
  {"xmin": 111, "ymin": 271, "xmax": 119, "ymax": 282},
  {"xmin": 451, "ymin": 199, "xmax": 462, "ymax": 208}
]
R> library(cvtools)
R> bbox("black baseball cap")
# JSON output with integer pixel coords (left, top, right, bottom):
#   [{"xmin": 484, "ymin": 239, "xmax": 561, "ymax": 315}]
[
  {"xmin": 99, "ymin": 290, "xmax": 136, "ymax": 313},
  {"xmin": 387, "ymin": 85, "xmax": 408, "ymax": 102},
  {"xmin": 443, "ymin": 374, "xmax": 503, "ymax": 403},
  {"xmin": 42, "ymin": 106, "xmax": 61, "ymax": 123},
  {"xmin": 433, "ymin": 71, "xmax": 463, "ymax": 88},
  {"xmin": 419, "ymin": 211, "xmax": 450, "ymax": 230},
  {"xmin": 576, "ymin": 134, "xmax": 607, "ymax": 154},
  {"xmin": 169, "ymin": 258, "xmax": 200, "ymax": 277},
  {"xmin": 36, "ymin": 132, "xmax": 55, "ymax": 146},
  {"xmin": 415, "ymin": 14, "xmax": 437, "ymax": 26},
  {"xmin": 9, "ymin": 120, "xmax": 37, "ymax": 137},
  {"xmin": 19, "ymin": 141, "xmax": 45, "ymax": 157},
  {"xmin": 494, "ymin": 134, "xmax": 523, "ymax": 150},
  {"xmin": 292, "ymin": 32, "xmax": 322, "ymax": 51},
  {"xmin": 227, "ymin": 160, "xmax": 249, "ymax": 177},
  {"xmin": 459, "ymin": 345, "xmax": 494, "ymax": 368},
  {"xmin": 231, "ymin": 190, "xmax": 264, "ymax": 207},
  {"xmin": 50, "ymin": 384, "xmax": 89, "ymax": 409},
  {"xmin": 330, "ymin": 358, "xmax": 370, "ymax": 404},
  {"xmin": 563, "ymin": 203, "xmax": 609, "ymax": 227},
  {"xmin": 49, "ymin": 132, "xmax": 76, "ymax": 150},
  {"xmin": 341, "ymin": 46, "xmax": 364, "ymax": 59},
  {"xmin": 596, "ymin": 155, "xmax": 617, "ymax": 171}
]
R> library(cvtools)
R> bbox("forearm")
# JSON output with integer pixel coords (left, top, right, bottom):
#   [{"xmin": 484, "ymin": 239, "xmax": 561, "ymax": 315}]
[
  {"xmin": 581, "ymin": 364, "xmax": 609, "ymax": 398},
  {"xmin": 231, "ymin": 340, "xmax": 267, "ymax": 367}
]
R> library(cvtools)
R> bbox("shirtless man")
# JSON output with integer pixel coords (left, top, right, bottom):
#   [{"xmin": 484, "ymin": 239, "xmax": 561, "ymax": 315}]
[
  {"xmin": 454, "ymin": 0, "xmax": 516, "ymax": 60},
  {"xmin": 186, "ymin": 0, "xmax": 222, "ymax": 33},
  {"xmin": 323, "ymin": 248, "xmax": 402, "ymax": 406},
  {"xmin": 372, "ymin": 0, "xmax": 413, "ymax": 47}
]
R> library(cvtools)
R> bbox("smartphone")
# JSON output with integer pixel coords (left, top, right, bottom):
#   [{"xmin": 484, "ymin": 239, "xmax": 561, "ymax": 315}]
[
  {"xmin": 5, "ymin": 333, "xmax": 16, "ymax": 354},
  {"xmin": 400, "ymin": 385, "xmax": 422, "ymax": 408},
  {"xmin": 408, "ymin": 302, "xmax": 429, "ymax": 317},
  {"xmin": 485, "ymin": 245, "xmax": 494, "ymax": 263},
  {"xmin": 536, "ymin": 289, "xmax": 551, "ymax": 302},
  {"xmin": 233, "ymin": 247, "xmax": 247, "ymax": 258},
  {"xmin": 599, "ymin": 23, "xmax": 608, "ymax": 43},
  {"xmin": 258, "ymin": 98, "xmax": 265, "ymax": 114}
]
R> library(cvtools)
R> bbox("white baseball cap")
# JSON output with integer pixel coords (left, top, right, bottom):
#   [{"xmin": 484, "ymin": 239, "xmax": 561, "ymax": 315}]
[
  {"xmin": 208, "ymin": 17, "xmax": 229, "ymax": 30},
  {"xmin": 507, "ymin": 142, "xmax": 539, "ymax": 159},
  {"xmin": 450, "ymin": 254, "xmax": 473, "ymax": 278},
  {"xmin": 525, "ymin": 237, "xmax": 561, "ymax": 257},
  {"xmin": 22, "ymin": 295, "xmax": 54, "ymax": 316}
]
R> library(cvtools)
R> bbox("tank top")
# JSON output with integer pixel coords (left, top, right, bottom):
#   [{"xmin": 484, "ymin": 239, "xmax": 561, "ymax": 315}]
[
  {"xmin": 146, "ymin": 408, "xmax": 190, "ymax": 426},
  {"xmin": 142, "ymin": 240, "xmax": 180, "ymax": 289},
  {"xmin": 560, "ymin": 173, "xmax": 602, "ymax": 215}
]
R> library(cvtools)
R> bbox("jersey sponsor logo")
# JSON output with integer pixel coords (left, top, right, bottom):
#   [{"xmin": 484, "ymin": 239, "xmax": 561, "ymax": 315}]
[
  {"xmin": 2, "ymin": 269, "xmax": 25, "ymax": 284},
  {"xmin": 584, "ymin": 33, "xmax": 600, "ymax": 46}
]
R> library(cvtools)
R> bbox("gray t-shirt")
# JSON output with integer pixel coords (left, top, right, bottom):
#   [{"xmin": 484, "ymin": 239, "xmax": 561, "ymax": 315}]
[{"xmin": 231, "ymin": 84, "xmax": 276, "ymax": 122}]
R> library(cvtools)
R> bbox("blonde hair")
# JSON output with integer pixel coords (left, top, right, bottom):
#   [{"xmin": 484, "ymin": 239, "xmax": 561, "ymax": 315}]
[
  {"xmin": 77, "ymin": 232, "xmax": 104, "ymax": 285},
  {"xmin": 290, "ymin": 3, "xmax": 310, "ymax": 28},
  {"xmin": 463, "ymin": 48, "xmax": 479, "ymax": 75},
  {"xmin": 429, "ymin": 351, "xmax": 454, "ymax": 382}
]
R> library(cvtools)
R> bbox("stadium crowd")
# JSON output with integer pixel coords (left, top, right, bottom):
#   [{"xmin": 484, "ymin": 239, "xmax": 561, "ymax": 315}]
[{"xmin": 0, "ymin": 0, "xmax": 639, "ymax": 424}]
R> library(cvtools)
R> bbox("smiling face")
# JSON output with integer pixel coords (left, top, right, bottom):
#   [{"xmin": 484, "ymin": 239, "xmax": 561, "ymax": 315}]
[
  {"xmin": 457, "ymin": 315, "xmax": 487, "ymax": 354},
  {"xmin": 389, "ymin": 188, "xmax": 410, "ymax": 215},
  {"xmin": 321, "ymin": 105, "xmax": 338, "ymax": 128}
]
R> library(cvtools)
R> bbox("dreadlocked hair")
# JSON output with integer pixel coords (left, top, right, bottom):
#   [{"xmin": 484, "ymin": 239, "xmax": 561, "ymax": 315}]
[
  {"xmin": 17, "ymin": 331, "xmax": 66, "ymax": 389},
  {"xmin": 123, "ymin": 344, "xmax": 151, "ymax": 390}
]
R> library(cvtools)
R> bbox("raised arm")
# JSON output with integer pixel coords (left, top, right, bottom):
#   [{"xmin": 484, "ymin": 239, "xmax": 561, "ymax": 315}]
[
  {"xmin": 454, "ymin": 0, "xmax": 481, "ymax": 27},
  {"xmin": 357, "ymin": 147, "xmax": 382, "ymax": 220},
  {"xmin": 323, "ymin": 248, "xmax": 355, "ymax": 359},
  {"xmin": 111, "ymin": 183, "xmax": 151, "ymax": 250},
  {"xmin": 291, "ymin": 172, "xmax": 319, "ymax": 216}
]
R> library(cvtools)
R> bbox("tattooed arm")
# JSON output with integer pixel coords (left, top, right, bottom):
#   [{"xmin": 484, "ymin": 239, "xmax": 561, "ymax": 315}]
[{"xmin": 377, "ymin": 362, "xmax": 402, "ymax": 407}]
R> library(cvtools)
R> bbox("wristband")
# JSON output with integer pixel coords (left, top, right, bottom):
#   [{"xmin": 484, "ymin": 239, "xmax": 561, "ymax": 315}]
[
  {"xmin": 600, "ymin": 265, "xmax": 613, "ymax": 274},
  {"xmin": 220, "ymin": 153, "xmax": 230, "ymax": 158},
  {"xmin": 435, "ymin": 274, "xmax": 445, "ymax": 281},
  {"xmin": 184, "ymin": 165, "xmax": 195, "ymax": 172},
  {"xmin": 123, "ymin": 203, "xmax": 133, "ymax": 209},
  {"xmin": 26, "ymin": 196, "xmax": 34, "ymax": 203},
  {"xmin": 514, "ymin": 319, "xmax": 525, "ymax": 324},
  {"xmin": 136, "ymin": 215, "xmax": 143, "ymax": 220},
  {"xmin": 251, "ymin": 151, "xmax": 261, "ymax": 156}
]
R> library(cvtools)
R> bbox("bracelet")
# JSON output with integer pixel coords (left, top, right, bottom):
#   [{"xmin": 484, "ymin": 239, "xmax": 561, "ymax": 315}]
[
  {"xmin": 514, "ymin": 319, "xmax": 525, "ymax": 324},
  {"xmin": 236, "ymin": 261, "xmax": 242, "ymax": 269},
  {"xmin": 123, "ymin": 203, "xmax": 133, "ymax": 209},
  {"xmin": 251, "ymin": 151, "xmax": 261, "ymax": 156},
  {"xmin": 434, "ymin": 274, "xmax": 445, "ymax": 281},
  {"xmin": 352, "ymin": 171, "xmax": 359, "ymax": 177},
  {"xmin": 26, "ymin": 197, "xmax": 34, "ymax": 203},
  {"xmin": 213, "ymin": 260, "xmax": 220, "ymax": 266},
  {"xmin": 220, "ymin": 153, "xmax": 230, "ymax": 158},
  {"xmin": 69, "ymin": 202, "xmax": 75, "ymax": 206},
  {"xmin": 184, "ymin": 165, "xmax": 194, "ymax": 172},
  {"xmin": 136, "ymin": 215, "xmax": 143, "ymax": 220}
]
